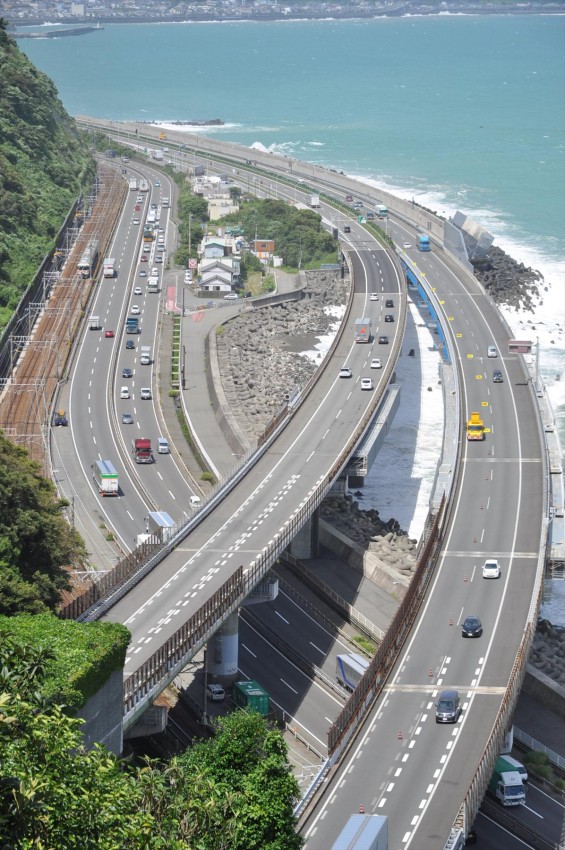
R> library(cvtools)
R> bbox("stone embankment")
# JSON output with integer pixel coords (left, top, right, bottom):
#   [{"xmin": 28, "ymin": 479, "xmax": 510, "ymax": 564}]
[
  {"xmin": 474, "ymin": 246, "xmax": 544, "ymax": 313},
  {"xmin": 530, "ymin": 619, "xmax": 565, "ymax": 688},
  {"xmin": 215, "ymin": 270, "xmax": 348, "ymax": 441}
]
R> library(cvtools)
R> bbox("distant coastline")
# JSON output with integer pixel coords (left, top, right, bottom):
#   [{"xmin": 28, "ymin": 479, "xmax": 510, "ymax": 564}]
[
  {"xmin": 14, "ymin": 25, "xmax": 104, "ymax": 39},
  {"xmin": 9, "ymin": 3, "xmax": 565, "ymax": 30}
]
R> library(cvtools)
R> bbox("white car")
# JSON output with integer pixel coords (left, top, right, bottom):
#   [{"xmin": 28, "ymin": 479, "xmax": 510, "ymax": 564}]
[
  {"xmin": 487, "ymin": 345, "xmax": 498, "ymax": 358},
  {"xmin": 140, "ymin": 387, "xmax": 152, "ymax": 400},
  {"xmin": 339, "ymin": 366, "xmax": 353, "ymax": 378},
  {"xmin": 361, "ymin": 377, "xmax": 373, "ymax": 391},
  {"xmin": 482, "ymin": 559, "xmax": 501, "ymax": 579},
  {"xmin": 134, "ymin": 286, "xmax": 142, "ymax": 295},
  {"xmin": 370, "ymin": 358, "xmax": 382, "ymax": 369},
  {"xmin": 403, "ymin": 242, "xmax": 411, "ymax": 249},
  {"xmin": 130, "ymin": 305, "xmax": 140, "ymax": 315},
  {"xmin": 370, "ymin": 293, "xmax": 379, "ymax": 301}
]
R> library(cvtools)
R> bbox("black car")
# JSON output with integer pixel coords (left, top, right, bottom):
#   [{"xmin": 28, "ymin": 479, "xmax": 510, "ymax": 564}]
[
  {"xmin": 122, "ymin": 368, "xmax": 133, "ymax": 379},
  {"xmin": 343, "ymin": 225, "xmax": 351, "ymax": 233},
  {"xmin": 492, "ymin": 370, "xmax": 503, "ymax": 383},
  {"xmin": 125, "ymin": 340, "xmax": 135, "ymax": 350},
  {"xmin": 384, "ymin": 314, "xmax": 394, "ymax": 322},
  {"xmin": 378, "ymin": 335, "xmax": 389, "ymax": 344},
  {"xmin": 385, "ymin": 299, "xmax": 394, "ymax": 308},
  {"xmin": 461, "ymin": 616, "xmax": 483, "ymax": 638}
]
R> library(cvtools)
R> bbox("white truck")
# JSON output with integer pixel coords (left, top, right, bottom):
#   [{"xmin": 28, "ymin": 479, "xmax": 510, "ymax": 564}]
[
  {"xmin": 152, "ymin": 149, "xmax": 164, "ymax": 161},
  {"xmin": 161, "ymin": 196, "xmax": 170, "ymax": 207},
  {"xmin": 128, "ymin": 178, "xmax": 138, "ymax": 191},
  {"xmin": 488, "ymin": 756, "xmax": 526, "ymax": 806},
  {"xmin": 139, "ymin": 179, "xmax": 149, "ymax": 192},
  {"xmin": 332, "ymin": 814, "xmax": 388, "ymax": 850},
  {"xmin": 140, "ymin": 346, "xmax": 152, "ymax": 365},
  {"xmin": 309, "ymin": 194, "xmax": 320, "ymax": 209},
  {"xmin": 336, "ymin": 653, "xmax": 369, "ymax": 692},
  {"xmin": 93, "ymin": 460, "xmax": 119, "ymax": 496},
  {"xmin": 89, "ymin": 315, "xmax": 101, "ymax": 330},
  {"xmin": 103, "ymin": 258, "xmax": 115, "ymax": 278},
  {"xmin": 147, "ymin": 275, "xmax": 160, "ymax": 293}
]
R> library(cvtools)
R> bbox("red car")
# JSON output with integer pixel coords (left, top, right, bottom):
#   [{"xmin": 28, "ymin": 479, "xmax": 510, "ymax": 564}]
[
  {"xmin": 140, "ymin": 256, "xmax": 148, "ymax": 262},
  {"xmin": 104, "ymin": 330, "xmax": 115, "ymax": 338}
]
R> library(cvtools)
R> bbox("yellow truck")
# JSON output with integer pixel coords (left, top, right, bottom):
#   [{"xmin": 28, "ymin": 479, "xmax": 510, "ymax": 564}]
[
  {"xmin": 466, "ymin": 411, "xmax": 485, "ymax": 441},
  {"xmin": 159, "ymin": 131, "xmax": 167, "ymax": 140}
]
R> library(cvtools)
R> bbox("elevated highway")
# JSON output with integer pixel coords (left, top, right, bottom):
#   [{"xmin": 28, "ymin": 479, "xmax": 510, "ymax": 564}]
[{"xmin": 72, "ymin": 122, "xmax": 549, "ymax": 847}]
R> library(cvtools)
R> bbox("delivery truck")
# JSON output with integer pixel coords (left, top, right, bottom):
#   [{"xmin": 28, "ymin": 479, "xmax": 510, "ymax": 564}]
[
  {"xmin": 418, "ymin": 234, "xmax": 431, "ymax": 251},
  {"xmin": 103, "ymin": 258, "xmax": 115, "ymax": 278},
  {"xmin": 487, "ymin": 757, "xmax": 526, "ymax": 806},
  {"xmin": 336, "ymin": 654, "xmax": 369, "ymax": 692},
  {"xmin": 89, "ymin": 315, "xmax": 101, "ymax": 331},
  {"xmin": 331, "ymin": 814, "xmax": 388, "ymax": 850},
  {"xmin": 354, "ymin": 317, "xmax": 372, "ymax": 344},
  {"xmin": 466, "ymin": 412, "xmax": 485, "ymax": 441},
  {"xmin": 128, "ymin": 178, "xmax": 138, "ymax": 191},
  {"xmin": 132, "ymin": 438, "xmax": 153, "ymax": 464},
  {"xmin": 309, "ymin": 194, "xmax": 320, "ymax": 209},
  {"xmin": 140, "ymin": 346, "xmax": 152, "ymax": 365},
  {"xmin": 233, "ymin": 680, "xmax": 269, "ymax": 716},
  {"xmin": 93, "ymin": 460, "xmax": 119, "ymax": 496},
  {"xmin": 147, "ymin": 275, "xmax": 160, "ymax": 293}
]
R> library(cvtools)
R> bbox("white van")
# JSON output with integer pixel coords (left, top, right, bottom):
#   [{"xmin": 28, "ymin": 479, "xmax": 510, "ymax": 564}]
[
  {"xmin": 157, "ymin": 437, "xmax": 170, "ymax": 454},
  {"xmin": 223, "ymin": 293, "xmax": 238, "ymax": 301},
  {"xmin": 120, "ymin": 386, "xmax": 129, "ymax": 399}
]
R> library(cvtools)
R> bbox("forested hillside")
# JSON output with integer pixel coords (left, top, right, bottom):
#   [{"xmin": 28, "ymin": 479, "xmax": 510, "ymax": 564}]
[{"xmin": 0, "ymin": 19, "xmax": 94, "ymax": 331}]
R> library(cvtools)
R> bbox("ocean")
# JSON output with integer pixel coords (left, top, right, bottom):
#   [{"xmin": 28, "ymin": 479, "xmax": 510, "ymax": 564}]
[{"xmin": 19, "ymin": 15, "xmax": 565, "ymax": 621}]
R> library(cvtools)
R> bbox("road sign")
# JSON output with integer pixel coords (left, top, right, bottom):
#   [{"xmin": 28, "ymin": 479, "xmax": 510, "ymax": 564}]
[{"xmin": 188, "ymin": 259, "xmax": 197, "ymax": 269}]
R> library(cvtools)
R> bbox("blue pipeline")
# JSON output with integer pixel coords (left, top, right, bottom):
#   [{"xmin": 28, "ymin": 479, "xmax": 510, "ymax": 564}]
[{"xmin": 403, "ymin": 263, "xmax": 450, "ymax": 364}]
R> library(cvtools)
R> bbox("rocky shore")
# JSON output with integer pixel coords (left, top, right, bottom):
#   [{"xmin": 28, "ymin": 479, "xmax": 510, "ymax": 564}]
[
  {"xmin": 215, "ymin": 270, "xmax": 348, "ymax": 441},
  {"xmin": 530, "ymin": 619, "xmax": 565, "ymax": 688},
  {"xmin": 474, "ymin": 246, "xmax": 545, "ymax": 313}
]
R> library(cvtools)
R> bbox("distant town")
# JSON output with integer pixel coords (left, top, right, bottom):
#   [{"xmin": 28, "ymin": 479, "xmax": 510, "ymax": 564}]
[{"xmin": 4, "ymin": 0, "xmax": 563, "ymax": 28}]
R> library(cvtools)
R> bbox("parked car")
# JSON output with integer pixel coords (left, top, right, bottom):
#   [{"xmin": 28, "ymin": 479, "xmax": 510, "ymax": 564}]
[
  {"xmin": 461, "ymin": 616, "xmax": 483, "ymax": 638},
  {"xmin": 339, "ymin": 367, "xmax": 353, "ymax": 379},
  {"xmin": 361, "ymin": 377, "xmax": 373, "ymax": 390},
  {"xmin": 53, "ymin": 408, "xmax": 68, "ymax": 426}
]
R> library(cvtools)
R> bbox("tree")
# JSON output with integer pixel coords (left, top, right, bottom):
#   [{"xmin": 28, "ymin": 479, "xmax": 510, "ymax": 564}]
[{"xmin": 0, "ymin": 433, "xmax": 86, "ymax": 615}]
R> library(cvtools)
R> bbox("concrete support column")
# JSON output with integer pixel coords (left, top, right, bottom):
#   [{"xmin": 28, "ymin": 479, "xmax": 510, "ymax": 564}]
[
  {"xmin": 207, "ymin": 611, "xmax": 239, "ymax": 683},
  {"xmin": 288, "ymin": 508, "xmax": 320, "ymax": 559}
]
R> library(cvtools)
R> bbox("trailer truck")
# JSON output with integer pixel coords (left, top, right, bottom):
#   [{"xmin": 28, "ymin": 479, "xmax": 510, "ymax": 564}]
[
  {"xmin": 354, "ymin": 318, "xmax": 372, "ymax": 344},
  {"xmin": 417, "ymin": 234, "xmax": 431, "ymax": 251},
  {"xmin": 331, "ymin": 814, "xmax": 388, "ymax": 850},
  {"xmin": 336, "ymin": 654, "xmax": 369, "ymax": 691},
  {"xmin": 93, "ymin": 460, "xmax": 119, "ymax": 496},
  {"xmin": 132, "ymin": 438, "xmax": 153, "ymax": 464},
  {"xmin": 487, "ymin": 757, "xmax": 526, "ymax": 806}
]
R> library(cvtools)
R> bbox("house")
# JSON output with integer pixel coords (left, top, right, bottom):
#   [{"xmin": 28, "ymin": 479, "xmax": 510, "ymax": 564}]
[{"xmin": 253, "ymin": 240, "xmax": 275, "ymax": 262}]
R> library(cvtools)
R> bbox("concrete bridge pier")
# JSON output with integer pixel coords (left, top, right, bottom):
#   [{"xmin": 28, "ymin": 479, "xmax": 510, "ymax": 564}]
[
  {"xmin": 288, "ymin": 508, "xmax": 320, "ymax": 559},
  {"xmin": 207, "ymin": 578, "xmax": 279, "ymax": 683}
]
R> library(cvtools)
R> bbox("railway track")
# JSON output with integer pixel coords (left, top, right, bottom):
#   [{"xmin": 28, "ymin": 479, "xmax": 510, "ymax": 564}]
[{"xmin": 0, "ymin": 163, "xmax": 125, "ymax": 470}]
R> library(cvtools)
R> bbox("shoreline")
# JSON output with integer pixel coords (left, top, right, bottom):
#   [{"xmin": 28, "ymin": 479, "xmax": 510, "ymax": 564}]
[{"xmin": 9, "ymin": 8, "xmax": 565, "ymax": 29}]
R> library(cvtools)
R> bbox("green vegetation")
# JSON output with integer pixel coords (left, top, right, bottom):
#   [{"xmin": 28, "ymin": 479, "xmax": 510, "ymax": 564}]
[
  {"xmin": 0, "ymin": 19, "xmax": 95, "ymax": 332},
  {"xmin": 0, "ymin": 614, "xmax": 129, "ymax": 709},
  {"xmin": 0, "ymin": 638, "xmax": 303, "ymax": 849},
  {"xmin": 0, "ymin": 431, "xmax": 86, "ymax": 615},
  {"xmin": 174, "ymin": 179, "xmax": 208, "ymax": 269},
  {"xmin": 523, "ymin": 750, "xmax": 565, "ymax": 789},
  {"xmin": 221, "ymin": 198, "xmax": 337, "ymax": 270}
]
